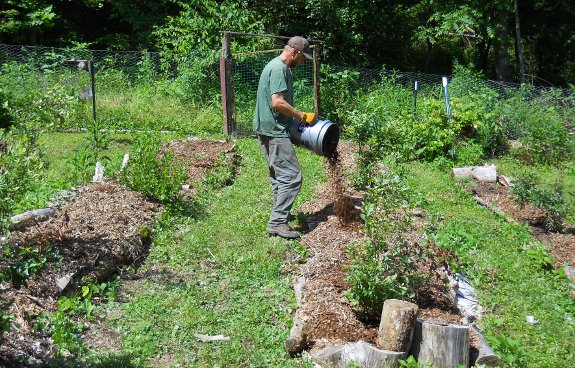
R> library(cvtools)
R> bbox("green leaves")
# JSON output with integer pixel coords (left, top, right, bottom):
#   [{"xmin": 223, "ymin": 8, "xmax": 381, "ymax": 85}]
[{"xmin": 120, "ymin": 132, "xmax": 188, "ymax": 206}]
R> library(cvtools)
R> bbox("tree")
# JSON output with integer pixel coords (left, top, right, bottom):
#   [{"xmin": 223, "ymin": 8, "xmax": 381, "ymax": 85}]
[
  {"xmin": 0, "ymin": 0, "xmax": 57, "ymax": 44},
  {"xmin": 153, "ymin": 0, "xmax": 265, "ymax": 56}
]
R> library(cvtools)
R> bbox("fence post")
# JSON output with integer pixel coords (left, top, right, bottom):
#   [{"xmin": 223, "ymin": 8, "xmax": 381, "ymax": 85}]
[
  {"xmin": 442, "ymin": 76, "xmax": 451, "ymax": 121},
  {"xmin": 313, "ymin": 43, "xmax": 321, "ymax": 117},
  {"xmin": 220, "ymin": 32, "xmax": 236, "ymax": 137},
  {"xmin": 413, "ymin": 80, "xmax": 418, "ymax": 120},
  {"xmin": 88, "ymin": 60, "xmax": 96, "ymax": 122}
]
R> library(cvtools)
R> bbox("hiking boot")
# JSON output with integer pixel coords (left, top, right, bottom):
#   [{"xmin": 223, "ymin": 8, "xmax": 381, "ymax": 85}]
[{"xmin": 266, "ymin": 224, "xmax": 301, "ymax": 239}]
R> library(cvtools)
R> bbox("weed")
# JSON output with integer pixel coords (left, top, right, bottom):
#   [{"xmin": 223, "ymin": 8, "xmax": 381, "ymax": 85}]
[
  {"xmin": 489, "ymin": 333, "xmax": 529, "ymax": 367},
  {"xmin": 34, "ymin": 278, "xmax": 120, "ymax": 358},
  {"xmin": 399, "ymin": 355, "xmax": 432, "ymax": 367},
  {"xmin": 1, "ymin": 242, "xmax": 58, "ymax": 289}
]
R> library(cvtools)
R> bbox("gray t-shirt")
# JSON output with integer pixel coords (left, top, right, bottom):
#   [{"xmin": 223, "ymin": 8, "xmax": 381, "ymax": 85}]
[{"xmin": 253, "ymin": 56, "xmax": 293, "ymax": 138}]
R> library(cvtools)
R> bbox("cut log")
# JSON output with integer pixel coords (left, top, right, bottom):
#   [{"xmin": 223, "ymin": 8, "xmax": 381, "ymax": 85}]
[
  {"xmin": 452, "ymin": 165, "xmax": 497, "ymax": 183},
  {"xmin": 473, "ymin": 195, "xmax": 505, "ymax": 217},
  {"xmin": 285, "ymin": 277, "xmax": 309, "ymax": 355},
  {"xmin": 10, "ymin": 207, "xmax": 58, "ymax": 231},
  {"xmin": 471, "ymin": 325, "xmax": 503, "ymax": 366},
  {"xmin": 377, "ymin": 299, "xmax": 418, "ymax": 352},
  {"xmin": 312, "ymin": 341, "xmax": 407, "ymax": 368},
  {"xmin": 412, "ymin": 319, "xmax": 470, "ymax": 368}
]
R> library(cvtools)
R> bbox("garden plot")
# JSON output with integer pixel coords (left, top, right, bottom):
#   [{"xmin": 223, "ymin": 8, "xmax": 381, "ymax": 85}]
[
  {"xmin": 0, "ymin": 138, "xmax": 236, "ymax": 366},
  {"xmin": 292, "ymin": 142, "xmax": 484, "ymax": 365},
  {"xmin": 469, "ymin": 181, "xmax": 575, "ymax": 269}
]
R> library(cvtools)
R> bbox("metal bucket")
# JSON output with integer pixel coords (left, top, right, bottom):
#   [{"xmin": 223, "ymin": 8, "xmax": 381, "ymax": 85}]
[{"xmin": 288, "ymin": 118, "xmax": 340, "ymax": 157}]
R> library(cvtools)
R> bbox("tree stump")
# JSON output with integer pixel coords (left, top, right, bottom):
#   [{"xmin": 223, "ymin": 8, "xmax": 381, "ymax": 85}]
[
  {"xmin": 377, "ymin": 299, "xmax": 419, "ymax": 352},
  {"xmin": 412, "ymin": 319, "xmax": 470, "ymax": 368}
]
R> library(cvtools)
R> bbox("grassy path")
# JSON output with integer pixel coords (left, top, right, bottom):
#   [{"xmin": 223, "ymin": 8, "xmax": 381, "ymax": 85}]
[{"xmin": 105, "ymin": 138, "xmax": 325, "ymax": 367}]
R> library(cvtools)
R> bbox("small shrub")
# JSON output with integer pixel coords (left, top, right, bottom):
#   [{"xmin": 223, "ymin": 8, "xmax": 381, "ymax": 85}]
[
  {"xmin": 346, "ymin": 235, "xmax": 425, "ymax": 319},
  {"xmin": 120, "ymin": 133, "xmax": 188, "ymax": 205},
  {"xmin": 511, "ymin": 170, "xmax": 567, "ymax": 232},
  {"xmin": 345, "ymin": 165, "xmax": 426, "ymax": 319}
]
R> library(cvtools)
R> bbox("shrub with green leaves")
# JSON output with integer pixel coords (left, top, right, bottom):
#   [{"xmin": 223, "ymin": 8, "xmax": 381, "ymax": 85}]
[
  {"xmin": 496, "ymin": 88, "xmax": 575, "ymax": 165},
  {"xmin": 345, "ymin": 165, "xmax": 426, "ymax": 319},
  {"xmin": 0, "ymin": 61, "xmax": 87, "ymax": 131},
  {"xmin": 0, "ymin": 126, "xmax": 44, "ymax": 235},
  {"xmin": 346, "ymin": 235, "xmax": 424, "ymax": 319},
  {"xmin": 120, "ymin": 133, "xmax": 187, "ymax": 205},
  {"xmin": 342, "ymin": 66, "xmax": 506, "ymax": 162}
]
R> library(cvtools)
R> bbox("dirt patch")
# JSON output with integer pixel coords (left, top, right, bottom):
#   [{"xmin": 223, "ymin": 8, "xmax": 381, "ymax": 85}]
[
  {"xmin": 163, "ymin": 137, "xmax": 236, "ymax": 195},
  {"xmin": 294, "ymin": 141, "xmax": 461, "ymax": 353},
  {"xmin": 469, "ymin": 181, "xmax": 575, "ymax": 267},
  {"xmin": 0, "ymin": 138, "xmax": 236, "ymax": 367}
]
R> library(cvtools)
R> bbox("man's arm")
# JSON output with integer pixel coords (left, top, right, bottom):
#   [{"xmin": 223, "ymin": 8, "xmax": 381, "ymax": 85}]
[{"xmin": 271, "ymin": 92, "xmax": 305, "ymax": 121}]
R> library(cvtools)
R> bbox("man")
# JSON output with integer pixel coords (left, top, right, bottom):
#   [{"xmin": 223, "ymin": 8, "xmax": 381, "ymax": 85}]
[{"xmin": 253, "ymin": 36, "xmax": 317, "ymax": 239}]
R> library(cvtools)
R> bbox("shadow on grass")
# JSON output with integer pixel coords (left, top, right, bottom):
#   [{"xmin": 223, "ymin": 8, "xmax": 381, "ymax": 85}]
[{"xmin": 0, "ymin": 352, "xmax": 137, "ymax": 368}]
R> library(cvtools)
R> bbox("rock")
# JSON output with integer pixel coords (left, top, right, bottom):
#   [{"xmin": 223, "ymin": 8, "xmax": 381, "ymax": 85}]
[
  {"xmin": 56, "ymin": 273, "xmax": 75, "ymax": 291},
  {"xmin": 526, "ymin": 316, "xmax": 538, "ymax": 325},
  {"xmin": 312, "ymin": 341, "xmax": 406, "ymax": 368}
]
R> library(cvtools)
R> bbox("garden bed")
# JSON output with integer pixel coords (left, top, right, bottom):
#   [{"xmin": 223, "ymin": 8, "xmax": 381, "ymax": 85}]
[
  {"xmin": 0, "ymin": 138, "xmax": 236, "ymax": 366},
  {"xmin": 294, "ymin": 142, "xmax": 465, "ymax": 358},
  {"xmin": 469, "ymin": 181, "xmax": 575, "ymax": 267}
]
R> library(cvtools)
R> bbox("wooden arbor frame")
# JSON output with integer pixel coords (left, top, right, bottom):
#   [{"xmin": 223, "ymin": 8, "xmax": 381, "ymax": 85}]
[{"xmin": 219, "ymin": 31, "xmax": 322, "ymax": 137}]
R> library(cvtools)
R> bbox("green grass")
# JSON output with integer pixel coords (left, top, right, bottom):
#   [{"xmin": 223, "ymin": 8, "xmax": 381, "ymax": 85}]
[
  {"xmin": 405, "ymin": 161, "xmax": 575, "ymax": 367},
  {"xmin": 91, "ymin": 138, "xmax": 325, "ymax": 367}
]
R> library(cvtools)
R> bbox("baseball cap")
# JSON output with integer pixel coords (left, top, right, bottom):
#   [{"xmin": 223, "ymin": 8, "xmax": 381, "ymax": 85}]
[{"xmin": 287, "ymin": 36, "xmax": 313, "ymax": 60}]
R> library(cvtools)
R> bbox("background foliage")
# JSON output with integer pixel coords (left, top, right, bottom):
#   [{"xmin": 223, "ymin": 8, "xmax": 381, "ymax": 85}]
[{"xmin": 1, "ymin": 0, "xmax": 574, "ymax": 86}]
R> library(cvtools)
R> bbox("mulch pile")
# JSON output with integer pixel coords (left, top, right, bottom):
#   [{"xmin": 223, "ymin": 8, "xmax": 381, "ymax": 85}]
[{"xmin": 1, "ymin": 182, "xmax": 160, "ymax": 366}]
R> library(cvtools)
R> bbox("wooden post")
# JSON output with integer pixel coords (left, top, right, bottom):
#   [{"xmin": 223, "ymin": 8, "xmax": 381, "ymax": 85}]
[
  {"xmin": 313, "ymin": 43, "xmax": 321, "ymax": 117},
  {"xmin": 220, "ymin": 32, "xmax": 236, "ymax": 136},
  {"xmin": 412, "ymin": 319, "xmax": 470, "ymax": 368},
  {"xmin": 377, "ymin": 299, "xmax": 419, "ymax": 352}
]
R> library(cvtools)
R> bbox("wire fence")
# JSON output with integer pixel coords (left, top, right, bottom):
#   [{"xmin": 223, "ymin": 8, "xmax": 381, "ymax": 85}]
[
  {"xmin": 1, "ymin": 43, "xmax": 573, "ymax": 134},
  {"xmin": 233, "ymin": 49, "xmax": 316, "ymax": 134}
]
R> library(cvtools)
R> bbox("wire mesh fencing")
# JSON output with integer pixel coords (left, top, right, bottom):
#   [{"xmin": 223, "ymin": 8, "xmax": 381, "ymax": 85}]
[
  {"xmin": 1, "ymin": 42, "xmax": 573, "ymax": 135},
  {"xmin": 233, "ymin": 49, "xmax": 316, "ymax": 135}
]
